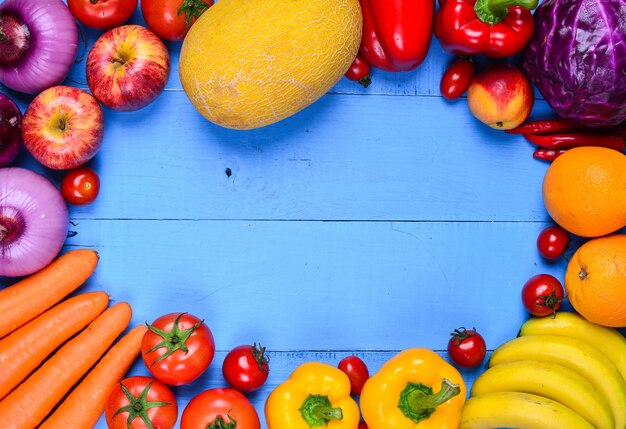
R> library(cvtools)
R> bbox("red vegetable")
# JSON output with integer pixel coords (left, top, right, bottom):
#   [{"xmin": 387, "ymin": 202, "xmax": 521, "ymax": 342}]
[
  {"xmin": 68, "ymin": 0, "xmax": 137, "ymax": 30},
  {"xmin": 338, "ymin": 355, "xmax": 369, "ymax": 395},
  {"xmin": 447, "ymin": 327, "xmax": 487, "ymax": 368},
  {"xmin": 141, "ymin": 313, "xmax": 215, "ymax": 386},
  {"xmin": 180, "ymin": 388, "xmax": 261, "ymax": 429},
  {"xmin": 222, "ymin": 343, "xmax": 270, "ymax": 392},
  {"xmin": 505, "ymin": 118, "xmax": 585, "ymax": 135},
  {"xmin": 434, "ymin": 0, "xmax": 537, "ymax": 58},
  {"xmin": 61, "ymin": 167, "xmax": 100, "ymax": 206},
  {"xmin": 358, "ymin": 0, "xmax": 435, "ymax": 72},
  {"xmin": 521, "ymin": 274, "xmax": 564, "ymax": 317},
  {"xmin": 532, "ymin": 149, "xmax": 567, "ymax": 162},
  {"xmin": 524, "ymin": 133, "xmax": 625, "ymax": 151},
  {"xmin": 359, "ymin": 422, "xmax": 369, "ymax": 429},
  {"xmin": 440, "ymin": 58, "xmax": 475, "ymax": 100},
  {"xmin": 141, "ymin": 0, "xmax": 214, "ymax": 41},
  {"xmin": 536, "ymin": 226, "xmax": 569, "ymax": 260},
  {"xmin": 345, "ymin": 53, "xmax": 372, "ymax": 88}
]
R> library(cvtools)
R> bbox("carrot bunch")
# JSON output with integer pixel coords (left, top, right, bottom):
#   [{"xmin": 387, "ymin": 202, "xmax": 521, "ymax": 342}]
[{"xmin": 0, "ymin": 249, "xmax": 145, "ymax": 429}]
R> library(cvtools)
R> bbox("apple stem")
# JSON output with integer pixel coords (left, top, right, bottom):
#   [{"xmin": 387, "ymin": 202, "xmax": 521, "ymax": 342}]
[{"xmin": 57, "ymin": 118, "xmax": 67, "ymax": 132}]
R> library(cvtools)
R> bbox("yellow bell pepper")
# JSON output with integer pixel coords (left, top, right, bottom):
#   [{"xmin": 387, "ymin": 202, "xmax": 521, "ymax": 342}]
[
  {"xmin": 360, "ymin": 348, "xmax": 466, "ymax": 429},
  {"xmin": 265, "ymin": 361, "xmax": 360, "ymax": 429}
]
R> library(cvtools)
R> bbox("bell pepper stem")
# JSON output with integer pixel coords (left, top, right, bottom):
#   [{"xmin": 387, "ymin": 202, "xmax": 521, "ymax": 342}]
[
  {"xmin": 300, "ymin": 394, "xmax": 343, "ymax": 427},
  {"xmin": 474, "ymin": 0, "xmax": 538, "ymax": 24},
  {"xmin": 397, "ymin": 379, "xmax": 461, "ymax": 424}
]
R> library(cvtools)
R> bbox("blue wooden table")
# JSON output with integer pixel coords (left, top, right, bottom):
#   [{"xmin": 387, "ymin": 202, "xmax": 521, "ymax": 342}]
[{"xmin": 1, "ymin": 7, "xmax": 578, "ymax": 428}]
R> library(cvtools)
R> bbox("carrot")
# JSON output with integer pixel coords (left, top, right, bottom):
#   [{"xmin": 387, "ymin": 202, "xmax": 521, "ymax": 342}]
[
  {"xmin": 0, "ymin": 249, "xmax": 99, "ymax": 338},
  {"xmin": 0, "ymin": 302, "xmax": 131, "ymax": 429},
  {"xmin": 0, "ymin": 291, "xmax": 109, "ymax": 401},
  {"xmin": 40, "ymin": 324, "xmax": 148, "ymax": 429}
]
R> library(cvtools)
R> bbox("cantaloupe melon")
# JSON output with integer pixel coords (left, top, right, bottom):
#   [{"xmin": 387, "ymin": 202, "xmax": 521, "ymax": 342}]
[{"xmin": 179, "ymin": 0, "xmax": 362, "ymax": 130}]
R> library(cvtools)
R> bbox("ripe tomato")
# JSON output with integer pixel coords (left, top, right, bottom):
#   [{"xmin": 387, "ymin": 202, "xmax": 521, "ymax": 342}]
[
  {"xmin": 61, "ymin": 167, "xmax": 100, "ymax": 206},
  {"xmin": 222, "ymin": 343, "xmax": 270, "ymax": 392},
  {"xmin": 537, "ymin": 226, "xmax": 570, "ymax": 260},
  {"xmin": 105, "ymin": 376, "xmax": 178, "ymax": 429},
  {"xmin": 180, "ymin": 388, "xmax": 261, "ymax": 429},
  {"xmin": 68, "ymin": 0, "xmax": 138, "ymax": 30},
  {"xmin": 359, "ymin": 422, "xmax": 369, "ymax": 429},
  {"xmin": 141, "ymin": 312, "xmax": 215, "ymax": 386},
  {"xmin": 447, "ymin": 327, "xmax": 487, "ymax": 368},
  {"xmin": 140, "ymin": 0, "xmax": 214, "ymax": 41},
  {"xmin": 440, "ymin": 58, "xmax": 475, "ymax": 100},
  {"xmin": 522, "ymin": 274, "xmax": 564, "ymax": 317},
  {"xmin": 345, "ymin": 53, "xmax": 372, "ymax": 88},
  {"xmin": 338, "ymin": 355, "xmax": 369, "ymax": 395}
]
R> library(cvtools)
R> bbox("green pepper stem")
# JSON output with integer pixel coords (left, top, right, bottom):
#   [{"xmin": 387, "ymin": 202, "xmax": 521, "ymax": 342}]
[
  {"xmin": 407, "ymin": 379, "xmax": 460, "ymax": 411},
  {"xmin": 474, "ymin": 0, "xmax": 538, "ymax": 25},
  {"xmin": 300, "ymin": 394, "xmax": 343, "ymax": 428},
  {"xmin": 311, "ymin": 403, "xmax": 343, "ymax": 421}
]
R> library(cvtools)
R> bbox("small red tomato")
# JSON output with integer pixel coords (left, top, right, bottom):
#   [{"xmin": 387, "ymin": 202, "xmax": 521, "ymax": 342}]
[
  {"xmin": 68, "ymin": 0, "xmax": 138, "ymax": 30},
  {"xmin": 338, "ymin": 355, "xmax": 369, "ymax": 395},
  {"xmin": 181, "ymin": 388, "xmax": 261, "ymax": 429},
  {"xmin": 61, "ymin": 167, "xmax": 100, "ymax": 206},
  {"xmin": 537, "ymin": 226, "xmax": 570, "ymax": 260},
  {"xmin": 140, "ymin": 0, "xmax": 214, "ymax": 41},
  {"xmin": 359, "ymin": 422, "xmax": 368, "ymax": 429},
  {"xmin": 440, "ymin": 58, "xmax": 475, "ymax": 100},
  {"xmin": 105, "ymin": 376, "xmax": 178, "ymax": 429},
  {"xmin": 141, "ymin": 312, "xmax": 215, "ymax": 386},
  {"xmin": 447, "ymin": 327, "xmax": 487, "ymax": 368},
  {"xmin": 345, "ymin": 53, "xmax": 372, "ymax": 88},
  {"xmin": 222, "ymin": 343, "xmax": 270, "ymax": 392},
  {"xmin": 522, "ymin": 274, "xmax": 564, "ymax": 317}
]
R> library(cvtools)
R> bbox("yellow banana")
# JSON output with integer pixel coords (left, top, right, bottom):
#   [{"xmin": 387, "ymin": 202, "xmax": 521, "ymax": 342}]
[
  {"xmin": 460, "ymin": 391, "xmax": 594, "ymax": 429},
  {"xmin": 519, "ymin": 312, "xmax": 626, "ymax": 382},
  {"xmin": 489, "ymin": 334, "xmax": 626, "ymax": 429},
  {"xmin": 471, "ymin": 359, "xmax": 613, "ymax": 429}
]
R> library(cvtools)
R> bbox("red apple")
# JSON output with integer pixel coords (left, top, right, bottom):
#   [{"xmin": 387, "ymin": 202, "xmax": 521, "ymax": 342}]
[
  {"xmin": 22, "ymin": 86, "xmax": 104, "ymax": 170},
  {"xmin": 467, "ymin": 64, "xmax": 534, "ymax": 130},
  {"xmin": 87, "ymin": 25, "xmax": 170, "ymax": 112}
]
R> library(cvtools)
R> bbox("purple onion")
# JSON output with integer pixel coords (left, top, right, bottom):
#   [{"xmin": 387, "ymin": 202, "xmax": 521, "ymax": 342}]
[
  {"xmin": 0, "ymin": 0, "xmax": 79, "ymax": 94},
  {"xmin": 0, "ymin": 93, "xmax": 22, "ymax": 166},
  {"xmin": 0, "ymin": 167, "xmax": 69, "ymax": 277}
]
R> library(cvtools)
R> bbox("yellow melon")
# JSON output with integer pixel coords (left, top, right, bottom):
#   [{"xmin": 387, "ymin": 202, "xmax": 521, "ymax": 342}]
[{"xmin": 178, "ymin": 0, "xmax": 362, "ymax": 130}]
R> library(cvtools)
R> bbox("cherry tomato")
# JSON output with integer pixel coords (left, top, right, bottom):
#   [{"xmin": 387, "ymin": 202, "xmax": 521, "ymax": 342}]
[
  {"xmin": 68, "ymin": 0, "xmax": 138, "ymax": 30},
  {"xmin": 180, "ymin": 388, "xmax": 261, "ymax": 429},
  {"xmin": 222, "ymin": 343, "xmax": 270, "ymax": 392},
  {"xmin": 359, "ymin": 422, "xmax": 369, "ymax": 429},
  {"xmin": 105, "ymin": 376, "xmax": 178, "ymax": 429},
  {"xmin": 537, "ymin": 226, "xmax": 570, "ymax": 260},
  {"xmin": 338, "ymin": 355, "xmax": 369, "ymax": 395},
  {"xmin": 141, "ymin": 312, "xmax": 215, "ymax": 386},
  {"xmin": 447, "ymin": 327, "xmax": 487, "ymax": 368},
  {"xmin": 61, "ymin": 167, "xmax": 100, "ymax": 206},
  {"xmin": 522, "ymin": 274, "xmax": 564, "ymax": 317},
  {"xmin": 440, "ymin": 58, "xmax": 475, "ymax": 100},
  {"xmin": 140, "ymin": 0, "xmax": 214, "ymax": 41},
  {"xmin": 345, "ymin": 53, "xmax": 372, "ymax": 88}
]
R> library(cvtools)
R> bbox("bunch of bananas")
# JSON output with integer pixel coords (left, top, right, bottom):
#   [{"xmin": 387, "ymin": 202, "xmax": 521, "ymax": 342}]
[{"xmin": 460, "ymin": 312, "xmax": 626, "ymax": 429}]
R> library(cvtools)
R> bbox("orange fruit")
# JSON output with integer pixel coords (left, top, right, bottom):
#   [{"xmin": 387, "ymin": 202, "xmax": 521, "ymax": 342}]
[
  {"xmin": 542, "ymin": 147, "xmax": 626, "ymax": 237},
  {"xmin": 565, "ymin": 234, "xmax": 626, "ymax": 327}
]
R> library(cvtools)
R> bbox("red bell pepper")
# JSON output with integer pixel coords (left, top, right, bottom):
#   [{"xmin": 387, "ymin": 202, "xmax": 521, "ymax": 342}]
[
  {"xmin": 434, "ymin": 0, "xmax": 538, "ymax": 58},
  {"xmin": 358, "ymin": 0, "xmax": 435, "ymax": 72}
]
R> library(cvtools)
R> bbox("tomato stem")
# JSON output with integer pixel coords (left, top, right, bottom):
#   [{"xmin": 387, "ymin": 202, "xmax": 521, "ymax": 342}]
[
  {"xmin": 145, "ymin": 313, "xmax": 204, "ymax": 365},
  {"xmin": 113, "ymin": 380, "xmax": 171, "ymax": 429},
  {"xmin": 207, "ymin": 415, "xmax": 237, "ymax": 429},
  {"xmin": 177, "ymin": 0, "xmax": 210, "ymax": 33}
]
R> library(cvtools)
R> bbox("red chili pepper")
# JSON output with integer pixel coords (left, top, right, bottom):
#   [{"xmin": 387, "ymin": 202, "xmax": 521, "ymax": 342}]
[
  {"xmin": 359, "ymin": 0, "xmax": 435, "ymax": 72},
  {"xmin": 533, "ymin": 149, "xmax": 568, "ymax": 162},
  {"xmin": 505, "ymin": 118, "xmax": 586, "ymax": 135},
  {"xmin": 345, "ymin": 53, "xmax": 372, "ymax": 88},
  {"xmin": 524, "ymin": 133, "xmax": 626, "ymax": 151},
  {"xmin": 434, "ymin": 0, "xmax": 538, "ymax": 58},
  {"xmin": 440, "ymin": 58, "xmax": 475, "ymax": 100}
]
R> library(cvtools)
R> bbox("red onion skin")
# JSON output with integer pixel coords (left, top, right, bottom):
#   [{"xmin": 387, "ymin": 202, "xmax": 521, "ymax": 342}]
[
  {"xmin": 0, "ymin": 93, "xmax": 22, "ymax": 167},
  {"xmin": 0, "ymin": 167, "xmax": 69, "ymax": 277},
  {"xmin": 0, "ymin": 0, "xmax": 78, "ymax": 94}
]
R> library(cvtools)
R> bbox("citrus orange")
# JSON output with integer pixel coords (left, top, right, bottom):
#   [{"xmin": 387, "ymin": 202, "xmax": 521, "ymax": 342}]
[
  {"xmin": 542, "ymin": 147, "xmax": 626, "ymax": 237},
  {"xmin": 565, "ymin": 234, "xmax": 626, "ymax": 327}
]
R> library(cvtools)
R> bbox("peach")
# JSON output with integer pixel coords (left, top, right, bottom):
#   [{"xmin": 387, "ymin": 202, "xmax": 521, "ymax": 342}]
[{"xmin": 467, "ymin": 64, "xmax": 534, "ymax": 130}]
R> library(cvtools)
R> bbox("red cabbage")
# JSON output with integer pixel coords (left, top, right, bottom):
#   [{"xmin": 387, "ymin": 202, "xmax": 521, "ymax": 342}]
[{"xmin": 522, "ymin": 0, "xmax": 626, "ymax": 127}]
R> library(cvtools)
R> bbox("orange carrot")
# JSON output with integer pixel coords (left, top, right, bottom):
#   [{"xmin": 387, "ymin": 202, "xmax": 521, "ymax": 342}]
[
  {"xmin": 40, "ymin": 324, "xmax": 148, "ymax": 429},
  {"xmin": 0, "ymin": 302, "xmax": 132, "ymax": 429},
  {"xmin": 0, "ymin": 249, "xmax": 100, "ymax": 338},
  {"xmin": 0, "ymin": 291, "xmax": 109, "ymax": 401}
]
